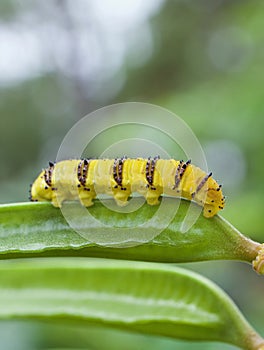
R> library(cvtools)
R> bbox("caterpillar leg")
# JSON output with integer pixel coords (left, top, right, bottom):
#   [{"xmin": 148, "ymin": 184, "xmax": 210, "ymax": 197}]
[
  {"xmin": 145, "ymin": 192, "xmax": 160, "ymax": 206},
  {"xmin": 113, "ymin": 193, "xmax": 130, "ymax": 207},
  {"xmin": 78, "ymin": 187, "xmax": 96, "ymax": 207},
  {"xmin": 80, "ymin": 198, "xmax": 94, "ymax": 207},
  {"xmin": 51, "ymin": 195, "xmax": 63, "ymax": 208}
]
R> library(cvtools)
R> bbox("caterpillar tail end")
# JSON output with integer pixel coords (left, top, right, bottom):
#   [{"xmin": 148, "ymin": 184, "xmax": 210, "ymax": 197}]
[{"xmin": 252, "ymin": 244, "xmax": 264, "ymax": 275}]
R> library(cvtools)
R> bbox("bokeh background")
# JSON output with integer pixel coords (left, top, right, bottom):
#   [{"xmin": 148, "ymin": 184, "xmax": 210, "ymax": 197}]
[{"xmin": 0, "ymin": 0, "xmax": 263, "ymax": 349}]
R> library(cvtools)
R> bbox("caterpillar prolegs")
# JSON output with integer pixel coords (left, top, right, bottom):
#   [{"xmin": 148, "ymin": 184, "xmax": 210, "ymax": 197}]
[{"xmin": 30, "ymin": 158, "xmax": 225, "ymax": 218}]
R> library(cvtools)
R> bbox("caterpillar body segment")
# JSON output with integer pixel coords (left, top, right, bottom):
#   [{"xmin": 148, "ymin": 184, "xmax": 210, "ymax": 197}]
[{"xmin": 30, "ymin": 158, "xmax": 225, "ymax": 218}]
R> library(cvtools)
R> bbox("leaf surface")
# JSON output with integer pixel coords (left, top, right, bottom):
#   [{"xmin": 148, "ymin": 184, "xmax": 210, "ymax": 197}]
[
  {"xmin": 0, "ymin": 259, "xmax": 263, "ymax": 350},
  {"xmin": 0, "ymin": 200, "xmax": 261, "ymax": 266}
]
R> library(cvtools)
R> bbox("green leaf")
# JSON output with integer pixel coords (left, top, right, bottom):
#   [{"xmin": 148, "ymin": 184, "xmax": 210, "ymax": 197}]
[
  {"xmin": 0, "ymin": 199, "xmax": 262, "ymax": 269},
  {"xmin": 0, "ymin": 258, "xmax": 263, "ymax": 350}
]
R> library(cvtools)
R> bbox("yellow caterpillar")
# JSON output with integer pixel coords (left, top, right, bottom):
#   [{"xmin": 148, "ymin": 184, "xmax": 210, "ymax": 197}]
[{"xmin": 30, "ymin": 157, "xmax": 225, "ymax": 218}]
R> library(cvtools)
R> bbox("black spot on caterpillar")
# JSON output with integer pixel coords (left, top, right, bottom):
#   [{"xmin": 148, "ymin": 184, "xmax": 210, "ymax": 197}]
[{"xmin": 30, "ymin": 158, "xmax": 225, "ymax": 218}]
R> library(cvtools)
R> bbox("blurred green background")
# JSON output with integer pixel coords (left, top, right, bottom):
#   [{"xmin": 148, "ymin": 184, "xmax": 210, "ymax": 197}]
[{"xmin": 0, "ymin": 0, "xmax": 263, "ymax": 349}]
